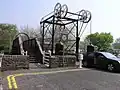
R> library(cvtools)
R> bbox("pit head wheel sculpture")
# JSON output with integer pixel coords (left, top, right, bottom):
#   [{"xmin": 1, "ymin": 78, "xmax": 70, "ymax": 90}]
[
  {"xmin": 54, "ymin": 3, "xmax": 61, "ymax": 17},
  {"xmin": 78, "ymin": 9, "xmax": 91, "ymax": 23},
  {"xmin": 83, "ymin": 10, "xmax": 91, "ymax": 23},
  {"xmin": 54, "ymin": 3, "xmax": 68, "ymax": 18},
  {"xmin": 78, "ymin": 10, "xmax": 87, "ymax": 22},
  {"xmin": 40, "ymin": 2, "xmax": 92, "ymax": 56},
  {"xmin": 60, "ymin": 4, "xmax": 68, "ymax": 18},
  {"xmin": 54, "ymin": 3, "xmax": 91, "ymax": 23}
]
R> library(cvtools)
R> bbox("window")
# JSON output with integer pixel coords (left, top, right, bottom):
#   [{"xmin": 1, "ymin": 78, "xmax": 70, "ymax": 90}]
[{"xmin": 99, "ymin": 52, "xmax": 117, "ymax": 59}]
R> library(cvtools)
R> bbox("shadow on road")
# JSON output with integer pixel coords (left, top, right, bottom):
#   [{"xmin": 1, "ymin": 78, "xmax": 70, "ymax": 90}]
[{"xmin": 84, "ymin": 66, "xmax": 120, "ymax": 74}]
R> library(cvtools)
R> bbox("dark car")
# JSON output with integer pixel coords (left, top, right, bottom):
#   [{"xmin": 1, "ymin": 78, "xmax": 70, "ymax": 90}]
[{"xmin": 82, "ymin": 52, "xmax": 120, "ymax": 72}]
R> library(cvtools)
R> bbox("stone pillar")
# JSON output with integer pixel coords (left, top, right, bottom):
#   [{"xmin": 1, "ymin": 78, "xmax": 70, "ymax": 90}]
[{"xmin": 78, "ymin": 53, "xmax": 83, "ymax": 68}]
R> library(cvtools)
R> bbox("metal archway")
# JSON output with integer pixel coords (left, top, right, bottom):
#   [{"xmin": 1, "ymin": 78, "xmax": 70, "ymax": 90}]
[
  {"xmin": 11, "ymin": 33, "xmax": 30, "ymax": 54},
  {"xmin": 14, "ymin": 32, "xmax": 30, "ymax": 40}
]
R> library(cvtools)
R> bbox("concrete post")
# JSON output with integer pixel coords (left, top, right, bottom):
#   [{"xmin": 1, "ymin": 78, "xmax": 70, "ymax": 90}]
[
  {"xmin": 25, "ymin": 51, "xmax": 28, "ymax": 56},
  {"xmin": 43, "ymin": 51, "xmax": 45, "ymax": 64},
  {"xmin": 79, "ymin": 53, "xmax": 83, "ymax": 68}
]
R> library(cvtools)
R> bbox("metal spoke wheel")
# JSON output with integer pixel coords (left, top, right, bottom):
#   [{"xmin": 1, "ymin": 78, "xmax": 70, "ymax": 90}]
[
  {"xmin": 61, "ymin": 34, "xmax": 68, "ymax": 42},
  {"xmin": 83, "ymin": 10, "xmax": 92, "ymax": 23},
  {"xmin": 78, "ymin": 9, "xmax": 87, "ymax": 22},
  {"xmin": 107, "ymin": 63, "xmax": 114, "ymax": 72},
  {"xmin": 61, "ymin": 4, "xmax": 68, "ymax": 18},
  {"xmin": 54, "ymin": 3, "xmax": 61, "ymax": 17}
]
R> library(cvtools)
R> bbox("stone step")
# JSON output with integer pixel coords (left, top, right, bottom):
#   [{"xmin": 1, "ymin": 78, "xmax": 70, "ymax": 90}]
[{"xmin": 29, "ymin": 56, "xmax": 39, "ymax": 63}]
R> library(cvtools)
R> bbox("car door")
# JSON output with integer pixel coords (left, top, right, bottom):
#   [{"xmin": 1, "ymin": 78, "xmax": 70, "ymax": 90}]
[
  {"xmin": 96, "ymin": 53, "xmax": 106, "ymax": 68},
  {"xmin": 87, "ymin": 53, "xmax": 95, "ymax": 66}
]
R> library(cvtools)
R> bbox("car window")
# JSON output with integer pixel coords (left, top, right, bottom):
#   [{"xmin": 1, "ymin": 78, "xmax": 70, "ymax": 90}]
[
  {"xmin": 97, "ymin": 54, "xmax": 104, "ymax": 59},
  {"xmin": 88, "ymin": 53, "xmax": 94, "ymax": 57},
  {"xmin": 99, "ymin": 52, "xmax": 117, "ymax": 59}
]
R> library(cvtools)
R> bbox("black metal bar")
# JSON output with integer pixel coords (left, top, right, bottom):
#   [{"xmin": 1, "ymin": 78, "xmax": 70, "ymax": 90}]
[
  {"xmin": 79, "ymin": 23, "xmax": 88, "ymax": 38},
  {"xmin": 42, "ymin": 23, "xmax": 45, "ymax": 51},
  {"xmin": 65, "ymin": 25, "xmax": 76, "ymax": 38},
  {"xmin": 60, "ymin": 21, "xmax": 76, "ymax": 38},
  {"xmin": 68, "ymin": 41, "xmax": 76, "ymax": 51},
  {"xmin": 44, "ymin": 24, "xmax": 51, "ymax": 36},
  {"xmin": 67, "ymin": 11, "xmax": 82, "ymax": 16},
  {"xmin": 64, "ymin": 45, "xmax": 71, "ymax": 51},
  {"xmin": 62, "ymin": 17, "xmax": 78, "ymax": 21},
  {"xmin": 78, "ymin": 22, "xmax": 84, "ymax": 36},
  {"xmin": 43, "ymin": 20, "xmax": 65, "ymax": 26},
  {"xmin": 40, "ymin": 15, "xmax": 53, "ymax": 24},
  {"xmin": 65, "ymin": 21, "xmax": 76, "ymax": 25},
  {"xmin": 76, "ymin": 21, "xmax": 79, "ymax": 62},
  {"xmin": 67, "ymin": 23, "xmax": 76, "ymax": 36},
  {"xmin": 51, "ymin": 16, "xmax": 55, "ymax": 55}
]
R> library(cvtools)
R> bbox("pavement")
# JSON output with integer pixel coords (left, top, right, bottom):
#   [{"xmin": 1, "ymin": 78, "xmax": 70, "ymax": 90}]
[{"xmin": 1, "ymin": 64, "xmax": 120, "ymax": 90}]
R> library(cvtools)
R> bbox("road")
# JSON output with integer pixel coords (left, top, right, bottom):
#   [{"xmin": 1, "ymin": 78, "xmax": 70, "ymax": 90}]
[{"xmin": 2, "ymin": 68, "xmax": 120, "ymax": 90}]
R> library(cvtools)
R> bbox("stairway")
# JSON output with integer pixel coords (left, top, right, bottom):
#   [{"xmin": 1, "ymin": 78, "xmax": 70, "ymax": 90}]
[{"xmin": 29, "ymin": 55, "xmax": 37, "ymax": 63}]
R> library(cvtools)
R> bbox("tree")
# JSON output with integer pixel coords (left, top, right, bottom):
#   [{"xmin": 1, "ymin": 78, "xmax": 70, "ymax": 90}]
[
  {"xmin": 20, "ymin": 25, "xmax": 40, "ymax": 39},
  {"xmin": 113, "ymin": 38, "xmax": 120, "ymax": 49},
  {"xmin": 85, "ymin": 32, "xmax": 113, "ymax": 51},
  {"xmin": 0, "ymin": 24, "xmax": 18, "ymax": 53}
]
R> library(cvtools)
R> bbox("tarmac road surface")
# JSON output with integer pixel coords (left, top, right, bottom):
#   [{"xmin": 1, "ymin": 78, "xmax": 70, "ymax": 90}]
[{"xmin": 2, "ymin": 68, "xmax": 120, "ymax": 90}]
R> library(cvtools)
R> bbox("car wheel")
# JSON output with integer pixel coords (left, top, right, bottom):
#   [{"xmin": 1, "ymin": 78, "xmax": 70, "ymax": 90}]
[
  {"xmin": 83, "ymin": 61, "xmax": 88, "ymax": 67},
  {"xmin": 107, "ymin": 63, "xmax": 115, "ymax": 72}
]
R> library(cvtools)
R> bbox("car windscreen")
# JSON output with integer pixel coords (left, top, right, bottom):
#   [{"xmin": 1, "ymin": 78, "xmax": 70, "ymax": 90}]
[{"xmin": 99, "ymin": 52, "xmax": 117, "ymax": 59}]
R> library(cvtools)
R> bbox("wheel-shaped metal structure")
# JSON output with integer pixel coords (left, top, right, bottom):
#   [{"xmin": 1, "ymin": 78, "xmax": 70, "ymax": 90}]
[
  {"xmin": 54, "ymin": 3, "xmax": 61, "ymax": 17},
  {"xmin": 60, "ymin": 4, "xmax": 68, "ymax": 18},
  {"xmin": 61, "ymin": 34, "xmax": 68, "ymax": 41},
  {"xmin": 78, "ymin": 9, "xmax": 87, "ymax": 22},
  {"xmin": 83, "ymin": 10, "xmax": 92, "ymax": 23},
  {"xmin": 40, "ymin": 2, "xmax": 92, "ymax": 61}
]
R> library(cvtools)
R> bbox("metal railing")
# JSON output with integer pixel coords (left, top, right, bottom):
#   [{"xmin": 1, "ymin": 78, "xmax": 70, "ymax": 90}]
[{"xmin": 43, "ymin": 50, "xmax": 51, "ymax": 68}]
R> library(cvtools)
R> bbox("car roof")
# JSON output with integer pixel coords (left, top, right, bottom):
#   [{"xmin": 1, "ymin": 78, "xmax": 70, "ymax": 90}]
[
  {"xmin": 97, "ymin": 52, "xmax": 120, "ymax": 60},
  {"xmin": 98, "ymin": 52, "xmax": 109, "ymax": 54}
]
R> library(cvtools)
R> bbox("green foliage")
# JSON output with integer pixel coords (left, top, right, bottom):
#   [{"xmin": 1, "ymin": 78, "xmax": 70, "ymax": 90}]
[
  {"xmin": 85, "ymin": 32, "xmax": 113, "ymax": 51},
  {"xmin": 113, "ymin": 38, "xmax": 120, "ymax": 49},
  {"xmin": 0, "ymin": 24, "xmax": 18, "ymax": 53},
  {"xmin": 113, "ymin": 43, "xmax": 120, "ymax": 49}
]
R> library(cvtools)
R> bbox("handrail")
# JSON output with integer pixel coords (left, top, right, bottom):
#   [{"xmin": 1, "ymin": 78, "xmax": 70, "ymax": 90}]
[
  {"xmin": 35, "ymin": 38, "xmax": 44, "ymax": 55},
  {"xmin": 18, "ymin": 35, "xmax": 25, "ymax": 55}
]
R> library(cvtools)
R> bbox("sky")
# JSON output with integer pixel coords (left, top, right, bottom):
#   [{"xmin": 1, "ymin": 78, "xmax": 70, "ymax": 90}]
[{"xmin": 0, "ymin": 0, "xmax": 120, "ymax": 40}]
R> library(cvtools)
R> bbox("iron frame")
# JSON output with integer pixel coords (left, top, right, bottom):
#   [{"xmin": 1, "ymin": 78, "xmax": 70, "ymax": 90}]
[{"xmin": 40, "ymin": 11, "xmax": 90, "ymax": 61}]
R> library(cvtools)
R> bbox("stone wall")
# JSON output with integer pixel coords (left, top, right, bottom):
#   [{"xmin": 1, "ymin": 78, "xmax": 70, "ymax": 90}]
[
  {"xmin": 50, "ymin": 55, "xmax": 76, "ymax": 68},
  {"xmin": 49, "ymin": 56, "xmax": 58, "ymax": 68},
  {"xmin": 1, "ymin": 55, "xmax": 29, "ymax": 71}
]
